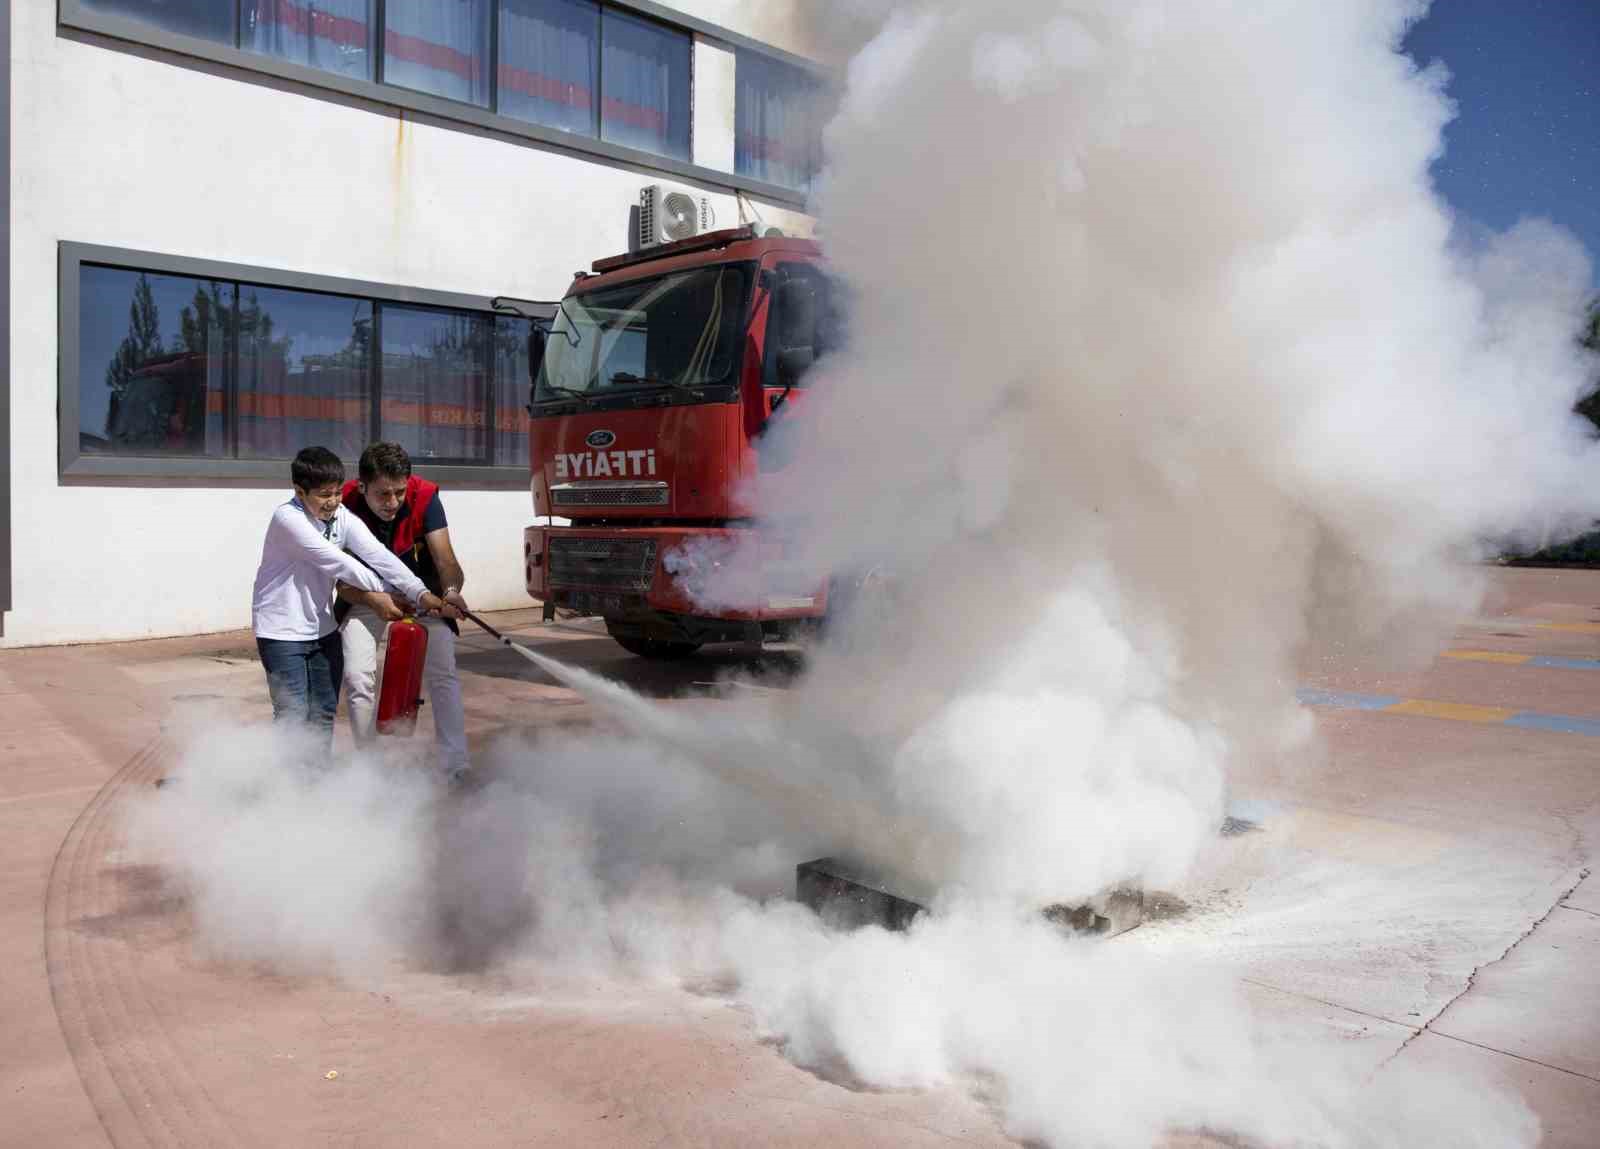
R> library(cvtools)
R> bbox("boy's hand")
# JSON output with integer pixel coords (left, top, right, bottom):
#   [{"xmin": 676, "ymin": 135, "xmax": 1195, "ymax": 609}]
[{"xmin": 366, "ymin": 591, "xmax": 405, "ymax": 622}]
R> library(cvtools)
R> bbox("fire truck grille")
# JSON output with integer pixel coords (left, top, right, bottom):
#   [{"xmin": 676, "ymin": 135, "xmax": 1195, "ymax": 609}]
[
  {"xmin": 548, "ymin": 537, "xmax": 658, "ymax": 592},
  {"xmin": 550, "ymin": 482, "xmax": 669, "ymax": 508}
]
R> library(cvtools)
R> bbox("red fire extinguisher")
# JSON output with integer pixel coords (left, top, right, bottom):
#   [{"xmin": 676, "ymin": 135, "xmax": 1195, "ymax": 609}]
[{"xmin": 375, "ymin": 617, "xmax": 429, "ymax": 736}]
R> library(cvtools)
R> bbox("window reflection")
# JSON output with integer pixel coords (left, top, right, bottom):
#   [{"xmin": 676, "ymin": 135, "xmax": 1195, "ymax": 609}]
[
  {"xmin": 81, "ymin": 0, "xmax": 236, "ymax": 45},
  {"xmin": 237, "ymin": 287, "xmax": 372, "ymax": 461},
  {"xmin": 498, "ymin": 0, "xmax": 598, "ymax": 136},
  {"xmin": 600, "ymin": 8, "xmax": 690, "ymax": 161},
  {"xmin": 78, "ymin": 267, "xmax": 230, "ymax": 456},
  {"xmin": 493, "ymin": 316, "xmax": 534, "ymax": 466},
  {"xmin": 384, "ymin": 0, "xmax": 491, "ymax": 107},
  {"xmin": 380, "ymin": 305, "xmax": 494, "ymax": 462},
  {"xmin": 736, "ymin": 50, "xmax": 824, "ymax": 191},
  {"xmin": 244, "ymin": 0, "xmax": 374, "ymax": 80}
]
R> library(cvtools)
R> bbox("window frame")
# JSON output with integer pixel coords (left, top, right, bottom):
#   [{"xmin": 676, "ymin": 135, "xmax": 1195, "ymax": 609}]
[
  {"xmin": 59, "ymin": 241, "xmax": 547, "ymax": 487},
  {"xmin": 734, "ymin": 46, "xmax": 822, "ymax": 192},
  {"xmin": 59, "ymin": 0, "xmax": 823, "ymax": 207}
]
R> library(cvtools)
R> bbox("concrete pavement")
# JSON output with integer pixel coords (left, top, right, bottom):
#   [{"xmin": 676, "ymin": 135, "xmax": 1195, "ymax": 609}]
[{"xmin": 2, "ymin": 568, "xmax": 1598, "ymax": 1147}]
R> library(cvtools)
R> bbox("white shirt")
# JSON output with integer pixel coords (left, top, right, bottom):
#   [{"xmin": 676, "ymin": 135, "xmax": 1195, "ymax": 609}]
[{"xmin": 251, "ymin": 499, "xmax": 430, "ymax": 640}]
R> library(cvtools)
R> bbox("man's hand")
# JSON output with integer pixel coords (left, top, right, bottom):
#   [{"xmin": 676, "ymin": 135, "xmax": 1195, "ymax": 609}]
[
  {"xmin": 366, "ymin": 591, "xmax": 405, "ymax": 623},
  {"xmin": 419, "ymin": 591, "xmax": 462, "ymax": 620},
  {"xmin": 443, "ymin": 589, "xmax": 470, "ymax": 616}
]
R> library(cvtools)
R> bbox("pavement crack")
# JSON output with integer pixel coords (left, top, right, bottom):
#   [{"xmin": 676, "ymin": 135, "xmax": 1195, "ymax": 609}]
[
  {"xmin": 1238, "ymin": 977, "xmax": 1416, "ymax": 1033},
  {"xmin": 1386, "ymin": 865, "xmax": 1591, "ymax": 1065},
  {"xmin": 1427, "ymin": 1032, "xmax": 1600, "ymax": 1086}
]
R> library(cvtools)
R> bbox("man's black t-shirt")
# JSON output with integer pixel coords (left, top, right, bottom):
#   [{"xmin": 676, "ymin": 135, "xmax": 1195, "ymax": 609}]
[
  {"xmin": 364, "ymin": 495, "xmax": 448, "ymax": 580},
  {"xmin": 341, "ymin": 491, "xmax": 457, "ymax": 632}
]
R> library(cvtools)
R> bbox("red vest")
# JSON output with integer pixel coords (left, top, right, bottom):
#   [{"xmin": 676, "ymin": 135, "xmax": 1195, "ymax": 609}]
[{"xmin": 341, "ymin": 475, "xmax": 440, "ymax": 571}]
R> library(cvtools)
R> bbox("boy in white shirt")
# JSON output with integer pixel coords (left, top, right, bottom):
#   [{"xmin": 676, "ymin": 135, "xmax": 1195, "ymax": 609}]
[{"xmin": 251, "ymin": 446, "xmax": 456, "ymax": 741}]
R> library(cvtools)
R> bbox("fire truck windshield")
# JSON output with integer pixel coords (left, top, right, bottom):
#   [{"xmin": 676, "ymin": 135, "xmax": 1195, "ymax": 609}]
[{"xmin": 533, "ymin": 262, "xmax": 752, "ymax": 408}]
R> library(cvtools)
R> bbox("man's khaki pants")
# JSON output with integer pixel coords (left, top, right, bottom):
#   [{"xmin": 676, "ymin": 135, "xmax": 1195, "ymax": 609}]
[{"xmin": 341, "ymin": 607, "xmax": 469, "ymax": 776}]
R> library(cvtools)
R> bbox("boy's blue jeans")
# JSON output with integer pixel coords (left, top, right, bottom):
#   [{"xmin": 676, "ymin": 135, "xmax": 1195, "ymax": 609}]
[{"xmin": 256, "ymin": 633, "xmax": 344, "ymax": 741}]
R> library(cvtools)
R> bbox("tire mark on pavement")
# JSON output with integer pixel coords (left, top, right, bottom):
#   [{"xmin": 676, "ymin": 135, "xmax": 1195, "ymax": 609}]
[{"xmin": 45, "ymin": 735, "xmax": 245, "ymax": 1147}]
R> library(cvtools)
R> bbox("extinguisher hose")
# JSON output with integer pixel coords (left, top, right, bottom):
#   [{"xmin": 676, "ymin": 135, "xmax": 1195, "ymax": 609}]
[
  {"xmin": 462, "ymin": 609, "xmax": 581, "ymax": 681},
  {"xmin": 460, "ymin": 608, "xmax": 508, "ymax": 643}
]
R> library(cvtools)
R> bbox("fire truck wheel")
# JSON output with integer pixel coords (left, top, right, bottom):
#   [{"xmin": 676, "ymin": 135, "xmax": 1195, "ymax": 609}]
[{"xmin": 610, "ymin": 634, "xmax": 702, "ymax": 660}]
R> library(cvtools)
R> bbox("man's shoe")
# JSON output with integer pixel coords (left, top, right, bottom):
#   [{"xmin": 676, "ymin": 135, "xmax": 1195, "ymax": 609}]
[{"xmin": 444, "ymin": 767, "xmax": 486, "ymax": 795}]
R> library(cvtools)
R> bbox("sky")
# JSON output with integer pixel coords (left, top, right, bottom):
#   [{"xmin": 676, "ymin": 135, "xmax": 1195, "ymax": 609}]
[{"xmin": 1403, "ymin": 0, "xmax": 1600, "ymax": 292}]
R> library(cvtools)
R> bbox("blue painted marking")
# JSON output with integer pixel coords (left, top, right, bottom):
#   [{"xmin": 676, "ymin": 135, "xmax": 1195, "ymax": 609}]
[
  {"xmin": 1505, "ymin": 712, "xmax": 1600, "ymax": 737},
  {"xmin": 1296, "ymin": 687, "xmax": 1404, "ymax": 711},
  {"xmin": 1225, "ymin": 797, "xmax": 1282, "ymax": 824},
  {"xmin": 1528, "ymin": 655, "xmax": 1600, "ymax": 671}
]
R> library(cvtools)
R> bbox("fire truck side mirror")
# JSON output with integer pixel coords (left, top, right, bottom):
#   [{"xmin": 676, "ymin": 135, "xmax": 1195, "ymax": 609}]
[{"xmin": 776, "ymin": 345, "xmax": 815, "ymax": 387}]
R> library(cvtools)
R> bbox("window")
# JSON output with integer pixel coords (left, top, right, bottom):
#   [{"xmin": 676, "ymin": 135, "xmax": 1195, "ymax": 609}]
[
  {"xmin": 536, "ymin": 263, "xmax": 750, "ymax": 404},
  {"xmin": 237, "ymin": 286, "xmax": 372, "ymax": 460},
  {"xmin": 498, "ymin": 0, "xmax": 599, "ymax": 136},
  {"xmin": 384, "ymin": 0, "xmax": 491, "ymax": 107},
  {"xmin": 79, "ymin": 266, "xmax": 230, "ymax": 457},
  {"xmin": 380, "ymin": 305, "xmax": 494, "ymax": 463},
  {"xmin": 600, "ymin": 8, "xmax": 690, "ymax": 162},
  {"xmin": 244, "ymin": 1, "xmax": 374, "ymax": 81},
  {"xmin": 736, "ymin": 50, "xmax": 822, "ymax": 192},
  {"xmin": 73, "ymin": 258, "xmax": 529, "ymax": 473},
  {"xmin": 761, "ymin": 264, "xmax": 838, "ymax": 389},
  {"xmin": 82, "ymin": 0, "xmax": 236, "ymax": 45},
  {"xmin": 63, "ymin": 1, "xmax": 830, "ymax": 185},
  {"xmin": 493, "ymin": 317, "xmax": 538, "ymax": 465}
]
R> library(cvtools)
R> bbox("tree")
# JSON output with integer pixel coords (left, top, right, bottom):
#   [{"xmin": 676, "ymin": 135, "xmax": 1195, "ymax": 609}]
[
  {"xmin": 179, "ymin": 282, "xmax": 229, "ymax": 354},
  {"xmin": 104, "ymin": 274, "xmax": 163, "ymax": 396}
]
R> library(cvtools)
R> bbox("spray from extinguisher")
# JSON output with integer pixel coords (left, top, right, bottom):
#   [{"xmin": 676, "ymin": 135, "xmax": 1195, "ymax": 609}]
[
  {"xmin": 460, "ymin": 610, "xmax": 625, "ymax": 702},
  {"xmin": 457, "ymin": 610, "xmax": 886, "ymax": 837}
]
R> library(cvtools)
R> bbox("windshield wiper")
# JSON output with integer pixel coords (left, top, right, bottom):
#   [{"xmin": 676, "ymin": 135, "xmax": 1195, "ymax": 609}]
[
  {"xmin": 536, "ymin": 384, "xmax": 594, "ymax": 406},
  {"xmin": 609, "ymin": 372, "xmax": 700, "ymax": 393}
]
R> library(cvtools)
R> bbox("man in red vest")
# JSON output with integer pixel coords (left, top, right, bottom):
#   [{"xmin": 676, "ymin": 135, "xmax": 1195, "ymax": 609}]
[{"xmin": 335, "ymin": 441, "xmax": 471, "ymax": 781}]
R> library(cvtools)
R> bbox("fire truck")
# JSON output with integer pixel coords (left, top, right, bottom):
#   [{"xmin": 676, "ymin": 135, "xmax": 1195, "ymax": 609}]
[{"xmin": 518, "ymin": 215, "xmax": 837, "ymax": 658}]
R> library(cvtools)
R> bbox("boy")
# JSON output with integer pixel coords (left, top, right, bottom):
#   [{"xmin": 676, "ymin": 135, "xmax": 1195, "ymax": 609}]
[
  {"xmin": 251, "ymin": 446, "xmax": 454, "ymax": 740},
  {"xmin": 335, "ymin": 442, "xmax": 471, "ymax": 781}
]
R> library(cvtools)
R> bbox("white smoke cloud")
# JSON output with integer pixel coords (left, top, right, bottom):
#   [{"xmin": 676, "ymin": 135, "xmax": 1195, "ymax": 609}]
[
  {"xmin": 128, "ymin": 716, "xmax": 1541, "ymax": 1147},
  {"xmin": 685, "ymin": 0, "xmax": 1599, "ymax": 901},
  {"xmin": 121, "ymin": 0, "xmax": 1600, "ymax": 1144}
]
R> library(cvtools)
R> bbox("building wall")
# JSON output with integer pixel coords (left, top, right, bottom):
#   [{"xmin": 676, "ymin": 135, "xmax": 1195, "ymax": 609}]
[{"xmin": 4, "ymin": 0, "xmax": 815, "ymax": 647}]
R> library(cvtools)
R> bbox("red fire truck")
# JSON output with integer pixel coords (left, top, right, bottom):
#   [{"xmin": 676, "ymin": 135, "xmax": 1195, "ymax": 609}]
[{"xmin": 519, "ymin": 225, "xmax": 837, "ymax": 658}]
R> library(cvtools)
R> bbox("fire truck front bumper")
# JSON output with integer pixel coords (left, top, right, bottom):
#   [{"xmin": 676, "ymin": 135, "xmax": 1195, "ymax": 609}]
[{"xmin": 523, "ymin": 524, "xmax": 827, "ymax": 629}]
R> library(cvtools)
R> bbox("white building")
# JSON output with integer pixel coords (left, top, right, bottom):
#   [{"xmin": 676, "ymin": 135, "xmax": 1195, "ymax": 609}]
[{"xmin": 0, "ymin": 0, "xmax": 822, "ymax": 646}]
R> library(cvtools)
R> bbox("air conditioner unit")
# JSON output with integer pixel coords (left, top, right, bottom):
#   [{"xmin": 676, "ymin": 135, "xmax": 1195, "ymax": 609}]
[{"xmin": 639, "ymin": 185, "xmax": 715, "ymax": 249}]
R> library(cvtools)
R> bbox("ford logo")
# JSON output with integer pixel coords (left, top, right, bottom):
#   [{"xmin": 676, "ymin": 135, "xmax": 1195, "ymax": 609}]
[{"xmin": 586, "ymin": 429, "xmax": 616, "ymax": 448}]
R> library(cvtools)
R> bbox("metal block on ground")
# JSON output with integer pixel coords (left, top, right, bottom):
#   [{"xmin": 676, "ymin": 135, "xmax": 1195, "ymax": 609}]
[
  {"xmin": 1040, "ymin": 887, "xmax": 1146, "ymax": 937},
  {"xmin": 796, "ymin": 857, "xmax": 1144, "ymax": 937},
  {"xmin": 796, "ymin": 856, "xmax": 928, "ymax": 931}
]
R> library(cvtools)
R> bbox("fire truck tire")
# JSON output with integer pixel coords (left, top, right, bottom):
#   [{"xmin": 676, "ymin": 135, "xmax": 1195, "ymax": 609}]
[{"xmin": 610, "ymin": 634, "xmax": 702, "ymax": 660}]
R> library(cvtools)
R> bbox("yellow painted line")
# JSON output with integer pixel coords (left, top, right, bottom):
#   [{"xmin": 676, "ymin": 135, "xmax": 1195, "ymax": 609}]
[
  {"xmin": 1384, "ymin": 698, "xmax": 1518, "ymax": 724},
  {"xmin": 1442, "ymin": 650, "xmax": 1532, "ymax": 665},
  {"xmin": 1536, "ymin": 622, "xmax": 1600, "ymax": 634}
]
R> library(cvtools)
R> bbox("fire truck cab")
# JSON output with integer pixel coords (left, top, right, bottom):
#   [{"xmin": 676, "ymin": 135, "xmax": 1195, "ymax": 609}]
[{"xmin": 521, "ymin": 225, "xmax": 835, "ymax": 658}]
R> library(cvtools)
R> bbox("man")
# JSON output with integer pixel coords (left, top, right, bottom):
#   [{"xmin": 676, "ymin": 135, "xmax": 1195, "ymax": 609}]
[
  {"xmin": 335, "ymin": 442, "xmax": 472, "ymax": 780},
  {"xmin": 253, "ymin": 446, "xmax": 451, "ymax": 742}
]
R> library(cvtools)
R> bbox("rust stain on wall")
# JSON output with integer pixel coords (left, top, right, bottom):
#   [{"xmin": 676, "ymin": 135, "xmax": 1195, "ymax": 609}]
[
  {"xmin": 391, "ymin": 111, "xmax": 411, "ymax": 242},
  {"xmin": 392, "ymin": 111, "xmax": 408, "ymax": 189}
]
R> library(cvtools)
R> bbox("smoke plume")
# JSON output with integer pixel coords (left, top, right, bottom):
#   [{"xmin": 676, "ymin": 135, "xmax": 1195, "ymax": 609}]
[{"xmin": 125, "ymin": 1, "xmax": 1600, "ymax": 1145}]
